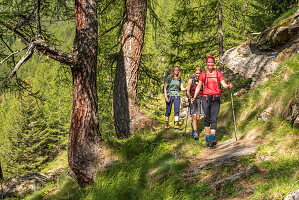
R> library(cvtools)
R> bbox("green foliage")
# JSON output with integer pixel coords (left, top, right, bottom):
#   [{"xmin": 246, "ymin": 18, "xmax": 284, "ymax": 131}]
[
  {"xmin": 2, "ymin": 94, "xmax": 57, "ymax": 175},
  {"xmin": 248, "ymin": 0, "xmax": 298, "ymax": 32}
]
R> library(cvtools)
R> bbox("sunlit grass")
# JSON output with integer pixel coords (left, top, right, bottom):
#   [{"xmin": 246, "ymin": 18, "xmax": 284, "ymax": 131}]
[{"xmin": 23, "ymin": 54, "xmax": 299, "ymax": 200}]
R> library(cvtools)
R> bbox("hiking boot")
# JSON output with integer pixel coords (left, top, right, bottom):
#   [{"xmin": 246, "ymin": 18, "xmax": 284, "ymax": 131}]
[
  {"xmin": 209, "ymin": 135, "xmax": 217, "ymax": 148},
  {"xmin": 193, "ymin": 130, "xmax": 199, "ymax": 140},
  {"xmin": 174, "ymin": 122, "xmax": 180, "ymax": 130},
  {"xmin": 191, "ymin": 130, "xmax": 194, "ymax": 137},
  {"xmin": 165, "ymin": 123, "xmax": 169, "ymax": 129},
  {"xmin": 206, "ymin": 135, "xmax": 210, "ymax": 146}
]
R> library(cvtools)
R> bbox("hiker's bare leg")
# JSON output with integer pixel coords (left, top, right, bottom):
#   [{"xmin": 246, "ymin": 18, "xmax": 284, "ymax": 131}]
[
  {"xmin": 192, "ymin": 114, "xmax": 197, "ymax": 131},
  {"xmin": 205, "ymin": 126, "xmax": 210, "ymax": 136},
  {"xmin": 211, "ymin": 129, "xmax": 216, "ymax": 136},
  {"xmin": 165, "ymin": 116, "xmax": 169, "ymax": 122}
]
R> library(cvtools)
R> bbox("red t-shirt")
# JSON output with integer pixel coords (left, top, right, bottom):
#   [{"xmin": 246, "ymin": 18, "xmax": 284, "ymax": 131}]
[{"xmin": 199, "ymin": 70, "xmax": 224, "ymax": 95}]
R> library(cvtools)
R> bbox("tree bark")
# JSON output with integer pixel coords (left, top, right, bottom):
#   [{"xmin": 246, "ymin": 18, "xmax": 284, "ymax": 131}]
[
  {"xmin": 68, "ymin": 0, "xmax": 104, "ymax": 184},
  {"xmin": 113, "ymin": 0, "xmax": 155, "ymax": 138},
  {"xmin": 218, "ymin": 0, "xmax": 224, "ymax": 66},
  {"xmin": 0, "ymin": 161, "xmax": 3, "ymax": 180}
]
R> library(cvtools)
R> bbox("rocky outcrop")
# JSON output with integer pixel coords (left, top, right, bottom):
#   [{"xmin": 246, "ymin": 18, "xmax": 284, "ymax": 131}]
[
  {"xmin": 284, "ymin": 189, "xmax": 299, "ymax": 200},
  {"xmin": 223, "ymin": 10, "xmax": 299, "ymax": 88},
  {"xmin": 0, "ymin": 169, "xmax": 64, "ymax": 198}
]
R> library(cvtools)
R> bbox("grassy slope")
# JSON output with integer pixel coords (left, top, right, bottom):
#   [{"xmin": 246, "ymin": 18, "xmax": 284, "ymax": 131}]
[{"xmin": 24, "ymin": 54, "xmax": 298, "ymax": 200}]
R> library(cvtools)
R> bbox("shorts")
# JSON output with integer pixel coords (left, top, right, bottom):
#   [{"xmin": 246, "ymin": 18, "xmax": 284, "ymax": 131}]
[{"xmin": 190, "ymin": 97, "xmax": 204, "ymax": 116}]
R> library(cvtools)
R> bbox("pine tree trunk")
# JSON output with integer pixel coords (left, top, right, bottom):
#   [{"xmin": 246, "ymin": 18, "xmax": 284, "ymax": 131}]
[
  {"xmin": 0, "ymin": 161, "xmax": 3, "ymax": 180},
  {"xmin": 68, "ymin": 0, "xmax": 104, "ymax": 184},
  {"xmin": 113, "ymin": 0, "xmax": 155, "ymax": 138},
  {"xmin": 218, "ymin": 0, "xmax": 224, "ymax": 66}
]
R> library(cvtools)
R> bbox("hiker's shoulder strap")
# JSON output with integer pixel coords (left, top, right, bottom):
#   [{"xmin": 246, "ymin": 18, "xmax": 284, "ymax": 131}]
[
  {"xmin": 165, "ymin": 75, "xmax": 171, "ymax": 84},
  {"xmin": 205, "ymin": 70, "xmax": 208, "ymax": 85}
]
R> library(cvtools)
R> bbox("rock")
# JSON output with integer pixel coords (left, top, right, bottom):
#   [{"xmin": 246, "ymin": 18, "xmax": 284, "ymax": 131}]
[
  {"xmin": 223, "ymin": 12, "xmax": 299, "ymax": 89},
  {"xmin": 179, "ymin": 96, "xmax": 190, "ymax": 125},
  {"xmin": 273, "ymin": 26, "xmax": 290, "ymax": 43},
  {"xmin": 0, "ymin": 169, "xmax": 64, "ymax": 198},
  {"xmin": 214, "ymin": 164, "xmax": 257, "ymax": 190},
  {"xmin": 185, "ymin": 139, "xmax": 257, "ymax": 178},
  {"xmin": 0, "ymin": 173, "xmax": 49, "ymax": 198},
  {"xmin": 294, "ymin": 116, "xmax": 299, "ymax": 128},
  {"xmin": 246, "ymin": 188, "xmax": 254, "ymax": 194},
  {"xmin": 284, "ymin": 189, "xmax": 299, "ymax": 200},
  {"xmin": 257, "ymin": 106, "xmax": 274, "ymax": 122},
  {"xmin": 287, "ymin": 104, "xmax": 299, "ymax": 121}
]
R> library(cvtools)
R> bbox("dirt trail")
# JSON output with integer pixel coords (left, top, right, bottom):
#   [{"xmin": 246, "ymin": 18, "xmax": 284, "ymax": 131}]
[{"xmin": 186, "ymin": 138, "xmax": 257, "ymax": 175}]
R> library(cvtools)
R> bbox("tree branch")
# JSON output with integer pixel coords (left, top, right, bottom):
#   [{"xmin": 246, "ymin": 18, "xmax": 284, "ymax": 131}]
[
  {"xmin": 33, "ymin": 38, "xmax": 75, "ymax": 65},
  {"xmin": 36, "ymin": 0, "xmax": 42, "ymax": 38},
  {"xmin": 99, "ymin": 18, "xmax": 123, "ymax": 38},
  {"xmin": 9, "ymin": 43, "xmax": 35, "ymax": 78},
  {"xmin": 99, "ymin": 0, "xmax": 116, "ymax": 15},
  {"xmin": 0, "ymin": 19, "xmax": 30, "ymax": 44},
  {"xmin": 0, "ymin": 47, "xmax": 27, "ymax": 65}
]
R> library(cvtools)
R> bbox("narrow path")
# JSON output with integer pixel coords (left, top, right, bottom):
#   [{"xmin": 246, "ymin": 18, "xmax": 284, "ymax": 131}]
[{"xmin": 185, "ymin": 138, "xmax": 257, "ymax": 176}]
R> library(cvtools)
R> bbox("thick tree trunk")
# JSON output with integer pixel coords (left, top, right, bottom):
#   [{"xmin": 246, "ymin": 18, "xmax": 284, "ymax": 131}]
[
  {"xmin": 68, "ymin": 0, "xmax": 104, "ymax": 184},
  {"xmin": 218, "ymin": 0, "xmax": 224, "ymax": 66},
  {"xmin": 113, "ymin": 0, "xmax": 155, "ymax": 138}
]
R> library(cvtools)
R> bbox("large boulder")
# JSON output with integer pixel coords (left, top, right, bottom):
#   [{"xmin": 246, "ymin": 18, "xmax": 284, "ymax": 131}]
[{"xmin": 223, "ymin": 10, "xmax": 299, "ymax": 88}]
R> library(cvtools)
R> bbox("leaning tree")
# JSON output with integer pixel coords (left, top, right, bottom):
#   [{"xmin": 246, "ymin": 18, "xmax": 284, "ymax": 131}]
[{"xmin": 0, "ymin": 0, "xmax": 105, "ymax": 183}]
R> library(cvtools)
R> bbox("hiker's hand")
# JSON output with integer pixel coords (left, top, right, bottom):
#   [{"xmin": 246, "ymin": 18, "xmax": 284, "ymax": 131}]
[
  {"xmin": 165, "ymin": 96, "xmax": 170, "ymax": 103},
  {"xmin": 190, "ymin": 98, "xmax": 194, "ymax": 104},
  {"xmin": 227, "ymin": 82, "xmax": 233, "ymax": 89}
]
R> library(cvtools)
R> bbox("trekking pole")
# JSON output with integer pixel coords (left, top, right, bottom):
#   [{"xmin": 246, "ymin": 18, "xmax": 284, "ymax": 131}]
[
  {"xmin": 185, "ymin": 101, "xmax": 190, "ymax": 136},
  {"xmin": 230, "ymin": 88, "xmax": 238, "ymax": 141}
]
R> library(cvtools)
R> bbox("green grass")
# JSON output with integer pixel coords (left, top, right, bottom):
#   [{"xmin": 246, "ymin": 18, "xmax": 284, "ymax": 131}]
[
  {"xmin": 22, "ymin": 54, "xmax": 299, "ymax": 200},
  {"xmin": 272, "ymin": 7, "xmax": 299, "ymax": 25}
]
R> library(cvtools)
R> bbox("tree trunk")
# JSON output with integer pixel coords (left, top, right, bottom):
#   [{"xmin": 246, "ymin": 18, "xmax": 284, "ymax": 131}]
[
  {"xmin": 218, "ymin": 0, "xmax": 224, "ymax": 66},
  {"xmin": 113, "ymin": 0, "xmax": 155, "ymax": 138},
  {"xmin": 68, "ymin": 0, "xmax": 104, "ymax": 184},
  {"xmin": 0, "ymin": 161, "xmax": 3, "ymax": 180}
]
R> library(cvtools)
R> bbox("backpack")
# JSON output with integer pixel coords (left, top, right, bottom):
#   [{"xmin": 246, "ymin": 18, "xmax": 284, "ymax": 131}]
[
  {"xmin": 203, "ymin": 69, "xmax": 221, "ymax": 90},
  {"xmin": 186, "ymin": 74, "xmax": 196, "ymax": 98},
  {"xmin": 163, "ymin": 73, "xmax": 182, "ymax": 94}
]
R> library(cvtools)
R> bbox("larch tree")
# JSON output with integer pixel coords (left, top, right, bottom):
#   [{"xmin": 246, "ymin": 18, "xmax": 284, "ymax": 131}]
[
  {"xmin": 0, "ymin": 0, "xmax": 106, "ymax": 183},
  {"xmin": 113, "ymin": 0, "xmax": 155, "ymax": 138},
  {"xmin": 0, "ymin": 161, "xmax": 3, "ymax": 180},
  {"xmin": 218, "ymin": 0, "xmax": 224, "ymax": 65}
]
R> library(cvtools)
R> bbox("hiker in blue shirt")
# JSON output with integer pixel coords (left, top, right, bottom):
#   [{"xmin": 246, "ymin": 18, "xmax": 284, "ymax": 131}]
[{"xmin": 164, "ymin": 66, "xmax": 185, "ymax": 129}]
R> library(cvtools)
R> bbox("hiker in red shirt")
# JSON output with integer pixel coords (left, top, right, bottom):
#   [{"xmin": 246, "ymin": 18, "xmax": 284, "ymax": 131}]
[{"xmin": 191, "ymin": 56, "xmax": 233, "ymax": 148}]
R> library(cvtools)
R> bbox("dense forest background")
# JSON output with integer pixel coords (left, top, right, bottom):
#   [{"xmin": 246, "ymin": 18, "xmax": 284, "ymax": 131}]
[{"xmin": 0, "ymin": 0, "xmax": 298, "ymax": 179}]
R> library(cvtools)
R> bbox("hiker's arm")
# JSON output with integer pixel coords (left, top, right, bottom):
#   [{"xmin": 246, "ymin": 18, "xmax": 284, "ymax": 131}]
[
  {"xmin": 220, "ymin": 80, "xmax": 233, "ymax": 89},
  {"xmin": 164, "ymin": 83, "xmax": 170, "ymax": 103},
  {"xmin": 186, "ymin": 79, "xmax": 192, "ymax": 99},
  {"xmin": 192, "ymin": 80, "xmax": 203, "ymax": 103}
]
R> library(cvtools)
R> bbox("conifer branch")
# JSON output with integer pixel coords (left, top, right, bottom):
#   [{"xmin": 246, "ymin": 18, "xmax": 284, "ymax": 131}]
[
  {"xmin": 36, "ymin": 0, "xmax": 42, "ymax": 38},
  {"xmin": 9, "ymin": 43, "xmax": 36, "ymax": 78},
  {"xmin": 0, "ymin": 19, "xmax": 30, "ymax": 44},
  {"xmin": 0, "ymin": 47, "xmax": 27, "ymax": 65}
]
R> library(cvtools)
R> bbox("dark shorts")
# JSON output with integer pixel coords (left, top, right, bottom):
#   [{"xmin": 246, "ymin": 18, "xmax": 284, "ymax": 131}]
[{"xmin": 190, "ymin": 97, "xmax": 204, "ymax": 116}]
